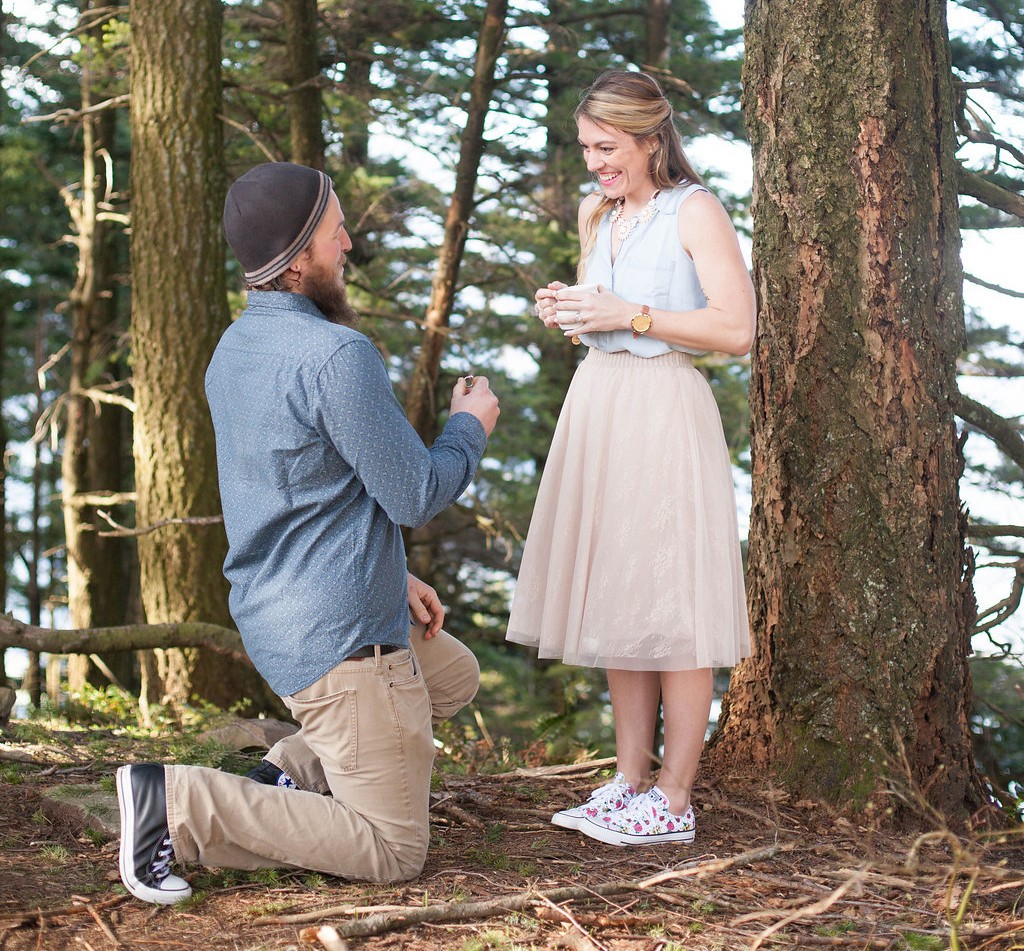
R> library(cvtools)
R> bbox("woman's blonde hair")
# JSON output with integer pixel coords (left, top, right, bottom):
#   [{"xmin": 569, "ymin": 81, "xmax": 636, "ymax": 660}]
[{"xmin": 574, "ymin": 70, "xmax": 702, "ymax": 279}]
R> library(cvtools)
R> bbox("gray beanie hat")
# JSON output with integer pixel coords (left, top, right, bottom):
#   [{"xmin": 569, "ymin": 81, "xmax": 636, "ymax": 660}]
[{"xmin": 223, "ymin": 162, "xmax": 332, "ymax": 285}]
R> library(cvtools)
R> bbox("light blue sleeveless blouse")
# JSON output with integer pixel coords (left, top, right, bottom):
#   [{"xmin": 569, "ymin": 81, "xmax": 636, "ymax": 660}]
[{"xmin": 578, "ymin": 182, "xmax": 708, "ymax": 357}]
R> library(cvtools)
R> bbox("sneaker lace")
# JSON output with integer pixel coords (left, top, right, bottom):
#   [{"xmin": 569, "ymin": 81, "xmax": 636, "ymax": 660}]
[
  {"xmin": 591, "ymin": 778, "xmax": 633, "ymax": 804},
  {"xmin": 150, "ymin": 835, "xmax": 175, "ymax": 883}
]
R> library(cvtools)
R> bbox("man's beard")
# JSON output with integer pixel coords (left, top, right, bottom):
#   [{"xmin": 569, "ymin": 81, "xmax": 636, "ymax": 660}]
[{"xmin": 302, "ymin": 259, "xmax": 359, "ymax": 326}]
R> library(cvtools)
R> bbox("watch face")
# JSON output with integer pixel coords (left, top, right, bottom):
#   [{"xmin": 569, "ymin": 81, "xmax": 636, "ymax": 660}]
[{"xmin": 631, "ymin": 312, "xmax": 652, "ymax": 334}]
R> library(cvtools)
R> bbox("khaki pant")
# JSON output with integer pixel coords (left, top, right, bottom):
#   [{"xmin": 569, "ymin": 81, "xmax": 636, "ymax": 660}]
[{"xmin": 165, "ymin": 624, "xmax": 479, "ymax": 882}]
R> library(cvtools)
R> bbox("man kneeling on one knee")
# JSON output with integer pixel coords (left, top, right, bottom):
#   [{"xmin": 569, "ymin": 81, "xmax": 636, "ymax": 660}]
[{"xmin": 115, "ymin": 162, "xmax": 500, "ymax": 904}]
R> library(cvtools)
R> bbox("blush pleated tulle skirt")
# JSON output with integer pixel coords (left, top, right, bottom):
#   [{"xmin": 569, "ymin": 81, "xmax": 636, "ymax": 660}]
[{"xmin": 506, "ymin": 348, "xmax": 751, "ymax": 671}]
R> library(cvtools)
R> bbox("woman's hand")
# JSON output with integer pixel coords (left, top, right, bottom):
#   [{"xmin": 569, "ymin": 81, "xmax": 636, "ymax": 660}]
[
  {"xmin": 534, "ymin": 281, "xmax": 568, "ymax": 329},
  {"xmin": 554, "ymin": 284, "xmax": 629, "ymax": 337},
  {"xmin": 407, "ymin": 573, "xmax": 444, "ymax": 638}
]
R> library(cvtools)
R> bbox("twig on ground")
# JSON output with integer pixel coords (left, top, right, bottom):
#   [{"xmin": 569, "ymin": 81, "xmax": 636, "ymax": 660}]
[
  {"xmin": 0, "ymin": 896, "xmax": 128, "ymax": 929},
  {"xmin": 84, "ymin": 902, "xmax": 121, "ymax": 948},
  {"xmin": 511, "ymin": 757, "xmax": 617, "ymax": 778},
  {"xmin": 255, "ymin": 881, "xmax": 641, "ymax": 932},
  {"xmin": 0, "ymin": 747, "xmax": 46, "ymax": 764},
  {"xmin": 534, "ymin": 906, "xmax": 644, "ymax": 927},
  {"xmin": 537, "ymin": 893, "xmax": 608, "ymax": 951},
  {"xmin": 738, "ymin": 871, "xmax": 865, "ymax": 950},
  {"xmin": 430, "ymin": 794, "xmax": 486, "ymax": 830},
  {"xmin": 637, "ymin": 842, "xmax": 794, "ymax": 887}
]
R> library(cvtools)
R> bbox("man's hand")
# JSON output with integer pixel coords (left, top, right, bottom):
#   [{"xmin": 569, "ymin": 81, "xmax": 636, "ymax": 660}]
[
  {"xmin": 407, "ymin": 573, "xmax": 444, "ymax": 638},
  {"xmin": 450, "ymin": 375, "xmax": 500, "ymax": 436}
]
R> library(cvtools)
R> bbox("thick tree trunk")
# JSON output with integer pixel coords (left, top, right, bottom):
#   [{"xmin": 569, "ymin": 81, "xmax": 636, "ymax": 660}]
[
  {"xmin": 710, "ymin": 0, "xmax": 986, "ymax": 822},
  {"xmin": 129, "ymin": 0, "xmax": 278, "ymax": 714},
  {"xmin": 403, "ymin": 0, "xmax": 507, "ymax": 580},
  {"xmin": 283, "ymin": 0, "xmax": 324, "ymax": 169},
  {"xmin": 64, "ymin": 3, "xmax": 132, "ymax": 690}
]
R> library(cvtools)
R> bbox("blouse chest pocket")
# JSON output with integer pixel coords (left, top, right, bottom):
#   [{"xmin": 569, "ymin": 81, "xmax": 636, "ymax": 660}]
[{"xmin": 614, "ymin": 256, "xmax": 677, "ymax": 309}]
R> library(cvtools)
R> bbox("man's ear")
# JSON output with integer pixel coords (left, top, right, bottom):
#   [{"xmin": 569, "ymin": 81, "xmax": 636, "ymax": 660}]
[{"xmin": 283, "ymin": 248, "xmax": 311, "ymax": 289}]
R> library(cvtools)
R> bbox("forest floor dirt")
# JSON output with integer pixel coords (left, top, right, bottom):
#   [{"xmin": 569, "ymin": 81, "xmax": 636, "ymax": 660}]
[{"xmin": 1, "ymin": 724, "xmax": 1022, "ymax": 951}]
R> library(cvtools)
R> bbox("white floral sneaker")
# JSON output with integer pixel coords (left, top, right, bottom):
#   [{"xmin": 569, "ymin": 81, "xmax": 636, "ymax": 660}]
[
  {"xmin": 551, "ymin": 772, "xmax": 638, "ymax": 830},
  {"xmin": 579, "ymin": 785, "xmax": 696, "ymax": 845}
]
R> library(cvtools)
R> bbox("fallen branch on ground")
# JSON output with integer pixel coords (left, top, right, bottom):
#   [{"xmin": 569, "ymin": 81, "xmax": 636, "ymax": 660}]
[
  {"xmin": 257, "ymin": 843, "xmax": 793, "ymax": 937},
  {"xmin": 0, "ymin": 896, "xmax": 128, "ymax": 930},
  {"xmin": 0, "ymin": 614, "xmax": 248, "ymax": 663},
  {"xmin": 511, "ymin": 757, "xmax": 617, "ymax": 778},
  {"xmin": 255, "ymin": 881, "xmax": 642, "ymax": 930},
  {"xmin": 637, "ymin": 841, "xmax": 795, "ymax": 887}
]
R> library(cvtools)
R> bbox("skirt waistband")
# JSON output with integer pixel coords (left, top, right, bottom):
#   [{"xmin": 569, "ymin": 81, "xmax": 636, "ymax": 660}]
[{"xmin": 583, "ymin": 347, "xmax": 695, "ymax": 369}]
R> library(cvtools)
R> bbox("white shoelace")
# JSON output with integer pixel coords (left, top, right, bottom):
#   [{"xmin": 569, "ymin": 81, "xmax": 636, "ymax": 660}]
[
  {"xmin": 589, "ymin": 777, "xmax": 633, "ymax": 804},
  {"xmin": 150, "ymin": 836, "xmax": 175, "ymax": 882}
]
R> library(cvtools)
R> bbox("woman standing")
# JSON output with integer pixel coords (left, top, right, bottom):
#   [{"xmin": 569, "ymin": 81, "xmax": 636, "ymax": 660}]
[{"xmin": 506, "ymin": 70, "xmax": 755, "ymax": 846}]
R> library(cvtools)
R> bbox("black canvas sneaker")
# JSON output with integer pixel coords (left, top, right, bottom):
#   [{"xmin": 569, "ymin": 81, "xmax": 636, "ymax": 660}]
[{"xmin": 116, "ymin": 764, "xmax": 192, "ymax": 905}]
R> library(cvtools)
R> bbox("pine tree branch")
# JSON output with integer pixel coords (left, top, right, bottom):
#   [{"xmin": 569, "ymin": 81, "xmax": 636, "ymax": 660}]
[
  {"xmin": 968, "ymin": 525, "xmax": 1024, "ymax": 539},
  {"xmin": 64, "ymin": 492, "xmax": 137, "ymax": 509},
  {"xmin": 955, "ymin": 392, "xmax": 1024, "ymax": 471},
  {"xmin": 964, "ymin": 272, "xmax": 1024, "ymax": 299},
  {"xmin": 958, "ymin": 167, "xmax": 1024, "ymax": 219},
  {"xmin": 24, "ymin": 94, "xmax": 131, "ymax": 125}
]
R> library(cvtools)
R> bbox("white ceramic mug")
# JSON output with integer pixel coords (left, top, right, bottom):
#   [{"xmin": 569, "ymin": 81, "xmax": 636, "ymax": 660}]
[{"xmin": 555, "ymin": 283, "xmax": 598, "ymax": 330}]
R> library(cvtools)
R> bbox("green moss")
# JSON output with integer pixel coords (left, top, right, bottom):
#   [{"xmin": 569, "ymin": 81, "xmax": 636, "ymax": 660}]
[
  {"xmin": 775, "ymin": 721, "xmax": 881, "ymax": 807},
  {"xmin": 897, "ymin": 933, "xmax": 947, "ymax": 950}
]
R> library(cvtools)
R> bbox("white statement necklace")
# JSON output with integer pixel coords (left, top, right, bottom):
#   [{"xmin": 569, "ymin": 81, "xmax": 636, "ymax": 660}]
[{"xmin": 610, "ymin": 190, "xmax": 660, "ymax": 241}]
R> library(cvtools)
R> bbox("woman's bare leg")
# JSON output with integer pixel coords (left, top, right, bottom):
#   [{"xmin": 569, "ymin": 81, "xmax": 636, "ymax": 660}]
[
  {"xmin": 605, "ymin": 668, "xmax": 662, "ymax": 790},
  {"xmin": 656, "ymin": 667, "xmax": 713, "ymax": 814}
]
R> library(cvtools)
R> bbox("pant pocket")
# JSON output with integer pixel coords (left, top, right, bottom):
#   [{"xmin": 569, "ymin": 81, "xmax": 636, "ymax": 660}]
[
  {"xmin": 285, "ymin": 685, "xmax": 359, "ymax": 773},
  {"xmin": 386, "ymin": 649, "xmax": 419, "ymax": 687}
]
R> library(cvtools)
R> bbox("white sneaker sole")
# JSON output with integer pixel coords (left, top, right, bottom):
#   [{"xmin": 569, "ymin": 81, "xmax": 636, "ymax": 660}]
[
  {"xmin": 551, "ymin": 812, "xmax": 582, "ymax": 830},
  {"xmin": 579, "ymin": 818, "xmax": 695, "ymax": 846},
  {"xmin": 116, "ymin": 766, "xmax": 192, "ymax": 905}
]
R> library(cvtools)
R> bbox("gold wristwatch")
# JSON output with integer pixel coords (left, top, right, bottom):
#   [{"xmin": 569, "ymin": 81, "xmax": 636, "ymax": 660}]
[{"xmin": 630, "ymin": 304, "xmax": 652, "ymax": 338}]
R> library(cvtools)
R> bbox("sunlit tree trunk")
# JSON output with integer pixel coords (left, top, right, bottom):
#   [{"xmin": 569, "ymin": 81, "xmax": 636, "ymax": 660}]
[
  {"xmin": 129, "ymin": 0, "xmax": 278, "ymax": 714},
  {"xmin": 710, "ymin": 0, "xmax": 986, "ymax": 821}
]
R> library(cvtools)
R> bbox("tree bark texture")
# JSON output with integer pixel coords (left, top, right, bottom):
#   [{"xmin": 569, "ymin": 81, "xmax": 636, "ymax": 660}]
[
  {"xmin": 710, "ymin": 0, "xmax": 986, "ymax": 821},
  {"xmin": 284, "ymin": 0, "xmax": 324, "ymax": 168},
  {"xmin": 129, "ymin": 0, "xmax": 276, "ymax": 713}
]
